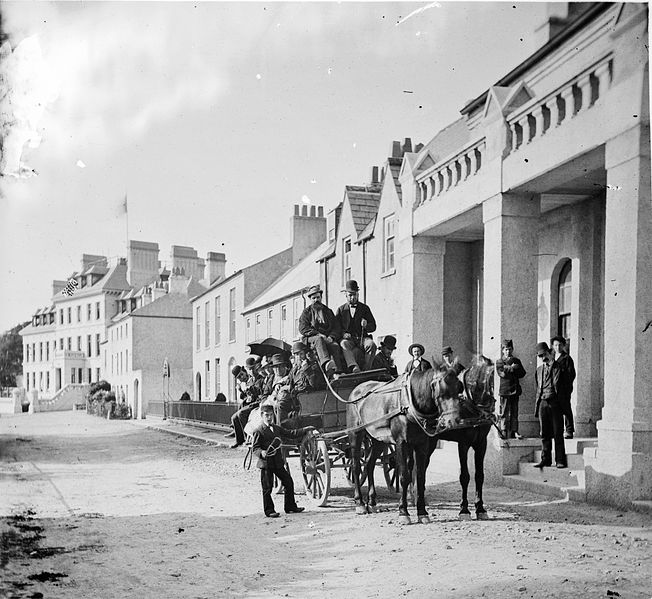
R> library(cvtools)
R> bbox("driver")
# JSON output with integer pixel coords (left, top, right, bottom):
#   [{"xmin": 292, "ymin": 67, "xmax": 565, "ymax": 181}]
[{"xmin": 336, "ymin": 279, "xmax": 377, "ymax": 373}]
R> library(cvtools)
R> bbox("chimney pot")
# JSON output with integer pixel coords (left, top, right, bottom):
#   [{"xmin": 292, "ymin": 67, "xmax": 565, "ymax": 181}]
[
  {"xmin": 301, "ymin": 205, "xmax": 308, "ymax": 216},
  {"xmin": 391, "ymin": 140, "xmax": 402, "ymax": 158},
  {"xmin": 402, "ymin": 138, "xmax": 413, "ymax": 153},
  {"xmin": 317, "ymin": 206, "xmax": 324, "ymax": 217},
  {"xmin": 415, "ymin": 142, "xmax": 424, "ymax": 152},
  {"xmin": 310, "ymin": 205, "xmax": 316, "ymax": 217},
  {"xmin": 294, "ymin": 204, "xmax": 300, "ymax": 216},
  {"xmin": 370, "ymin": 166, "xmax": 379, "ymax": 184}
]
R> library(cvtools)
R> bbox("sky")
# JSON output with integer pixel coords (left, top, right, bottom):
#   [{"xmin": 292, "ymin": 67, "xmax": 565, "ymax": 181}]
[{"xmin": 0, "ymin": 1, "xmax": 549, "ymax": 333}]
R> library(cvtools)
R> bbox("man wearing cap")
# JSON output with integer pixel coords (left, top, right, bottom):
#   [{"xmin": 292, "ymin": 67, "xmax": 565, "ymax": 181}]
[
  {"xmin": 251, "ymin": 402, "xmax": 316, "ymax": 518},
  {"xmin": 227, "ymin": 365, "xmax": 259, "ymax": 448},
  {"xmin": 335, "ymin": 279, "xmax": 377, "ymax": 373},
  {"xmin": 533, "ymin": 342, "xmax": 567, "ymax": 469},
  {"xmin": 404, "ymin": 343, "xmax": 433, "ymax": 374},
  {"xmin": 371, "ymin": 335, "xmax": 398, "ymax": 378},
  {"xmin": 441, "ymin": 346, "xmax": 465, "ymax": 375},
  {"xmin": 298, "ymin": 284, "xmax": 345, "ymax": 377},
  {"xmin": 496, "ymin": 339, "xmax": 527, "ymax": 439},
  {"xmin": 290, "ymin": 341, "xmax": 324, "ymax": 393},
  {"xmin": 266, "ymin": 354, "xmax": 302, "ymax": 426},
  {"xmin": 551, "ymin": 335, "xmax": 576, "ymax": 439}
]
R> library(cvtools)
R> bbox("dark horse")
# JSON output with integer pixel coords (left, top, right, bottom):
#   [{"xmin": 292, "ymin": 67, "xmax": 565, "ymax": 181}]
[{"xmin": 347, "ymin": 356, "xmax": 494, "ymax": 524}]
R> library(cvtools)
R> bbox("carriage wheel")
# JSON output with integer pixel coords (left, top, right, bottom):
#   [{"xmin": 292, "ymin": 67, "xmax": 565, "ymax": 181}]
[
  {"xmin": 344, "ymin": 436, "xmax": 370, "ymax": 488},
  {"xmin": 382, "ymin": 445, "xmax": 400, "ymax": 493},
  {"xmin": 300, "ymin": 436, "xmax": 331, "ymax": 507}
]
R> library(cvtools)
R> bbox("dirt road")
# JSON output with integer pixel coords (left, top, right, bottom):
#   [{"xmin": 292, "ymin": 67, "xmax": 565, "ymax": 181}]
[{"xmin": 1, "ymin": 412, "xmax": 650, "ymax": 598}]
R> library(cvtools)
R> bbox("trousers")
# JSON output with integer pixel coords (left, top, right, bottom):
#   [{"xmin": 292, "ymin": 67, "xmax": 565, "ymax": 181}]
[
  {"xmin": 260, "ymin": 465, "xmax": 298, "ymax": 515},
  {"xmin": 538, "ymin": 398, "xmax": 567, "ymax": 466},
  {"xmin": 499, "ymin": 395, "xmax": 519, "ymax": 436},
  {"xmin": 307, "ymin": 335, "xmax": 345, "ymax": 372}
]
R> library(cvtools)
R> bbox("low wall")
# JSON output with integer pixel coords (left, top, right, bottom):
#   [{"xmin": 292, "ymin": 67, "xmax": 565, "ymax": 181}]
[{"xmin": 148, "ymin": 400, "xmax": 237, "ymax": 426}]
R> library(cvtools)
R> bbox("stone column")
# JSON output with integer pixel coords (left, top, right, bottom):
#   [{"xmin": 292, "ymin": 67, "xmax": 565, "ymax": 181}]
[
  {"xmin": 398, "ymin": 235, "xmax": 446, "ymax": 361},
  {"xmin": 482, "ymin": 193, "xmax": 541, "ymax": 432},
  {"xmin": 588, "ymin": 124, "xmax": 652, "ymax": 507}
]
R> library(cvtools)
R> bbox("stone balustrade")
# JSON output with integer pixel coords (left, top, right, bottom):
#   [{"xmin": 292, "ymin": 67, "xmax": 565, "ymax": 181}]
[
  {"xmin": 416, "ymin": 139, "xmax": 486, "ymax": 206},
  {"xmin": 507, "ymin": 56, "xmax": 613, "ymax": 153}
]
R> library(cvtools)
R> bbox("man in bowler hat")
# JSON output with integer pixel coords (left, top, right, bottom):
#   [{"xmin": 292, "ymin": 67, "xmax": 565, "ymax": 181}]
[
  {"xmin": 533, "ymin": 342, "xmax": 567, "ymax": 468},
  {"xmin": 441, "ymin": 345, "xmax": 465, "ymax": 375},
  {"xmin": 298, "ymin": 284, "xmax": 345, "ymax": 377},
  {"xmin": 251, "ymin": 403, "xmax": 315, "ymax": 518},
  {"xmin": 551, "ymin": 335, "xmax": 576, "ymax": 439},
  {"xmin": 496, "ymin": 339, "xmax": 527, "ymax": 439},
  {"xmin": 372, "ymin": 335, "xmax": 399, "ymax": 378},
  {"xmin": 336, "ymin": 279, "xmax": 377, "ymax": 373}
]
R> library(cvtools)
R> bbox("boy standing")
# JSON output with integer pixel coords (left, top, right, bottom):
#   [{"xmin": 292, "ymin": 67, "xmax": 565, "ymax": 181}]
[
  {"xmin": 251, "ymin": 403, "xmax": 315, "ymax": 518},
  {"xmin": 496, "ymin": 339, "xmax": 527, "ymax": 439}
]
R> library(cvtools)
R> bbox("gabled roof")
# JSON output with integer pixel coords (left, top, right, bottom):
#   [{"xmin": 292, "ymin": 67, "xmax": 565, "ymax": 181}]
[
  {"xmin": 129, "ymin": 292, "xmax": 193, "ymax": 319},
  {"xmin": 415, "ymin": 118, "xmax": 471, "ymax": 172},
  {"xmin": 345, "ymin": 185, "xmax": 382, "ymax": 238},
  {"xmin": 387, "ymin": 157, "xmax": 403, "ymax": 205},
  {"xmin": 244, "ymin": 240, "xmax": 330, "ymax": 314},
  {"xmin": 357, "ymin": 216, "xmax": 377, "ymax": 243}
]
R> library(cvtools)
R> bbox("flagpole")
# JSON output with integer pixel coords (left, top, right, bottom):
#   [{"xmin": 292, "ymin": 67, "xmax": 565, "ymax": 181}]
[{"xmin": 124, "ymin": 193, "xmax": 129, "ymax": 259}]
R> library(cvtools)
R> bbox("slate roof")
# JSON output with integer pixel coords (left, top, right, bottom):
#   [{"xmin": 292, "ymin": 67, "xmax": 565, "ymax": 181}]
[
  {"xmin": 129, "ymin": 293, "xmax": 193, "ymax": 319},
  {"xmin": 346, "ymin": 185, "xmax": 382, "ymax": 237},
  {"xmin": 387, "ymin": 157, "xmax": 403, "ymax": 204},
  {"xmin": 417, "ymin": 118, "xmax": 472, "ymax": 170}
]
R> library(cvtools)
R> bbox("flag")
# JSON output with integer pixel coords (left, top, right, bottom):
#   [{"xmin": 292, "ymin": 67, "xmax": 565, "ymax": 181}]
[
  {"xmin": 122, "ymin": 194, "xmax": 128, "ymax": 214},
  {"xmin": 62, "ymin": 278, "xmax": 78, "ymax": 297}
]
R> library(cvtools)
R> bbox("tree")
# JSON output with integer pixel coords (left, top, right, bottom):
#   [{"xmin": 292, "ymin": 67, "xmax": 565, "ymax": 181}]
[{"xmin": 0, "ymin": 321, "xmax": 28, "ymax": 390}]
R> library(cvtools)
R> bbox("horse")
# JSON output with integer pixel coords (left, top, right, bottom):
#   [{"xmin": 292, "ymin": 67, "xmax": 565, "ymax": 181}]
[{"xmin": 346, "ymin": 356, "xmax": 494, "ymax": 524}]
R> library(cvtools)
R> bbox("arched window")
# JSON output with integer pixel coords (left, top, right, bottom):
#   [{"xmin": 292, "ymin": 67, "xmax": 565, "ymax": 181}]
[
  {"xmin": 557, "ymin": 260, "xmax": 572, "ymax": 350},
  {"xmin": 195, "ymin": 372, "xmax": 202, "ymax": 402}
]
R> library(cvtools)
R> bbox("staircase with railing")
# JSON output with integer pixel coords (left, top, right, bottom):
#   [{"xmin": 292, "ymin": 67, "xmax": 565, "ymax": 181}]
[{"xmin": 37, "ymin": 384, "xmax": 90, "ymax": 412}]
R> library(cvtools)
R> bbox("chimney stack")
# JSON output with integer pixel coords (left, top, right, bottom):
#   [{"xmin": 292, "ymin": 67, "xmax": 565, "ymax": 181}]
[
  {"xmin": 402, "ymin": 138, "xmax": 413, "ymax": 154},
  {"xmin": 370, "ymin": 166, "xmax": 380, "ymax": 185},
  {"xmin": 391, "ymin": 140, "xmax": 402, "ymax": 158},
  {"xmin": 290, "ymin": 204, "xmax": 327, "ymax": 265},
  {"xmin": 205, "ymin": 252, "xmax": 227, "ymax": 285},
  {"xmin": 127, "ymin": 241, "xmax": 160, "ymax": 288},
  {"xmin": 170, "ymin": 245, "xmax": 205, "ymax": 280}
]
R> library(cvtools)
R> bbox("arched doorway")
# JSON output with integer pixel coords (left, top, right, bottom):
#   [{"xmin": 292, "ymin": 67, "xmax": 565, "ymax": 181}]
[
  {"xmin": 133, "ymin": 379, "xmax": 140, "ymax": 419},
  {"xmin": 195, "ymin": 372, "xmax": 202, "ymax": 402},
  {"xmin": 557, "ymin": 259, "xmax": 572, "ymax": 351}
]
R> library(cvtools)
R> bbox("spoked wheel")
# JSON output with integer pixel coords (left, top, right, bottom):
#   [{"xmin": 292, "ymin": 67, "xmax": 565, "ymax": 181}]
[
  {"xmin": 382, "ymin": 445, "xmax": 400, "ymax": 493},
  {"xmin": 344, "ymin": 435, "xmax": 371, "ymax": 488},
  {"xmin": 300, "ymin": 435, "xmax": 331, "ymax": 507}
]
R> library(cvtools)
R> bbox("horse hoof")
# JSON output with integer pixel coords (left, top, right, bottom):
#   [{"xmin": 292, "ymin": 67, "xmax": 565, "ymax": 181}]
[
  {"xmin": 398, "ymin": 515, "xmax": 411, "ymax": 525},
  {"xmin": 417, "ymin": 515, "xmax": 431, "ymax": 525},
  {"xmin": 367, "ymin": 504, "xmax": 378, "ymax": 514},
  {"xmin": 355, "ymin": 506, "xmax": 368, "ymax": 515},
  {"xmin": 458, "ymin": 512, "xmax": 472, "ymax": 521},
  {"xmin": 476, "ymin": 511, "xmax": 489, "ymax": 521}
]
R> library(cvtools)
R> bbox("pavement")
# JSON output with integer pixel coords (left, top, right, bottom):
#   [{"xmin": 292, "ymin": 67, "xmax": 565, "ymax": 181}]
[{"xmin": 129, "ymin": 415, "xmax": 237, "ymax": 447}]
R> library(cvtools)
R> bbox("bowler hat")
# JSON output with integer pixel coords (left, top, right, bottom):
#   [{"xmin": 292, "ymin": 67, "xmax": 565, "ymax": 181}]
[
  {"xmin": 536, "ymin": 342, "xmax": 550, "ymax": 357},
  {"xmin": 231, "ymin": 365, "xmax": 243, "ymax": 377},
  {"xmin": 441, "ymin": 346, "xmax": 453, "ymax": 356},
  {"xmin": 502, "ymin": 339, "xmax": 514, "ymax": 349},
  {"xmin": 408, "ymin": 343, "xmax": 425, "ymax": 356},
  {"xmin": 550, "ymin": 335, "xmax": 567, "ymax": 346},
  {"xmin": 292, "ymin": 341, "xmax": 308, "ymax": 353},
  {"xmin": 344, "ymin": 279, "xmax": 359, "ymax": 293},
  {"xmin": 381, "ymin": 335, "xmax": 397, "ymax": 351},
  {"xmin": 245, "ymin": 357, "xmax": 257, "ymax": 368},
  {"xmin": 270, "ymin": 354, "xmax": 287, "ymax": 368},
  {"xmin": 260, "ymin": 402, "xmax": 275, "ymax": 413},
  {"xmin": 306, "ymin": 284, "xmax": 322, "ymax": 298}
]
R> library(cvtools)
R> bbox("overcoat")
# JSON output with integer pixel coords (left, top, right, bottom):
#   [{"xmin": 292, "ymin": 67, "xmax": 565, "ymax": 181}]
[
  {"xmin": 298, "ymin": 304, "xmax": 342, "ymax": 341},
  {"xmin": 251, "ymin": 423, "xmax": 311, "ymax": 469},
  {"xmin": 496, "ymin": 356, "xmax": 527, "ymax": 396},
  {"xmin": 335, "ymin": 302, "xmax": 376, "ymax": 341}
]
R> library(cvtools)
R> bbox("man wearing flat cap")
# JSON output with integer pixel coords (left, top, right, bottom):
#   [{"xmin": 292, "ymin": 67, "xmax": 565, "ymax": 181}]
[
  {"xmin": 404, "ymin": 343, "xmax": 432, "ymax": 374},
  {"xmin": 533, "ymin": 342, "xmax": 566, "ymax": 469},
  {"xmin": 371, "ymin": 335, "xmax": 399, "ymax": 378},
  {"xmin": 335, "ymin": 279, "xmax": 377, "ymax": 373},
  {"xmin": 551, "ymin": 335, "xmax": 576, "ymax": 439},
  {"xmin": 496, "ymin": 339, "xmax": 527, "ymax": 439},
  {"xmin": 298, "ymin": 284, "xmax": 345, "ymax": 377}
]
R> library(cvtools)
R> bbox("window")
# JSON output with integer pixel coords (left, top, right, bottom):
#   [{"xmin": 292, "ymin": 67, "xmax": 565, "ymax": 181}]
[
  {"xmin": 77, "ymin": 305, "xmax": 81, "ymax": 322},
  {"xmin": 87, "ymin": 335, "xmax": 92, "ymax": 357},
  {"xmin": 205, "ymin": 302, "xmax": 210, "ymax": 347},
  {"xmin": 280, "ymin": 304, "xmax": 287, "ymax": 340},
  {"xmin": 59, "ymin": 338, "xmax": 63, "ymax": 350},
  {"xmin": 46, "ymin": 372, "xmax": 50, "ymax": 391},
  {"xmin": 293, "ymin": 298, "xmax": 302, "ymax": 339},
  {"xmin": 343, "ymin": 237, "xmax": 352, "ymax": 283},
  {"xmin": 125, "ymin": 350, "xmax": 129, "ymax": 371},
  {"xmin": 328, "ymin": 226, "xmax": 336, "ymax": 242},
  {"xmin": 255, "ymin": 313, "xmax": 261, "ymax": 341},
  {"xmin": 95, "ymin": 368, "xmax": 101, "ymax": 382},
  {"xmin": 77, "ymin": 336, "xmax": 81, "ymax": 351},
  {"xmin": 215, "ymin": 358, "xmax": 221, "ymax": 394},
  {"xmin": 26, "ymin": 344, "xmax": 30, "ymax": 363},
  {"xmin": 229, "ymin": 288, "xmax": 236, "ymax": 341},
  {"xmin": 67, "ymin": 337, "xmax": 72, "ymax": 350},
  {"xmin": 557, "ymin": 260, "xmax": 572, "ymax": 351},
  {"xmin": 59, "ymin": 309, "xmax": 64, "ymax": 325},
  {"xmin": 267, "ymin": 309, "xmax": 273, "ymax": 337},
  {"xmin": 245, "ymin": 318, "xmax": 251, "ymax": 343},
  {"xmin": 26, "ymin": 372, "xmax": 30, "ymax": 390},
  {"xmin": 205, "ymin": 360, "xmax": 210, "ymax": 401},
  {"xmin": 215, "ymin": 296, "xmax": 221, "ymax": 346},
  {"xmin": 95, "ymin": 334, "xmax": 101, "ymax": 356},
  {"xmin": 383, "ymin": 214, "xmax": 396, "ymax": 272},
  {"xmin": 196, "ymin": 306, "xmax": 201, "ymax": 350},
  {"xmin": 87, "ymin": 368, "xmax": 92, "ymax": 383},
  {"xmin": 87, "ymin": 303, "xmax": 91, "ymax": 321},
  {"xmin": 67, "ymin": 307, "xmax": 72, "ymax": 324},
  {"xmin": 71, "ymin": 369, "xmax": 76, "ymax": 384},
  {"xmin": 45, "ymin": 341, "xmax": 49, "ymax": 361},
  {"xmin": 39, "ymin": 342, "xmax": 43, "ymax": 361},
  {"xmin": 96, "ymin": 302, "xmax": 101, "ymax": 319}
]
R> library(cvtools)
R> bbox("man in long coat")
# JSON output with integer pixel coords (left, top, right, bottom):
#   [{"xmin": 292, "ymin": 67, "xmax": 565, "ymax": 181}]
[
  {"xmin": 551, "ymin": 335, "xmax": 576, "ymax": 439},
  {"xmin": 496, "ymin": 339, "xmax": 527, "ymax": 439},
  {"xmin": 336, "ymin": 279, "xmax": 377, "ymax": 373}
]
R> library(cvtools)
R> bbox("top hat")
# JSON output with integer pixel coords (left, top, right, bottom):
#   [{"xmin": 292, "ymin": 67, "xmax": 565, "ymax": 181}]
[
  {"xmin": 292, "ymin": 341, "xmax": 308, "ymax": 353},
  {"xmin": 343, "ymin": 279, "xmax": 360, "ymax": 293},
  {"xmin": 441, "ymin": 346, "xmax": 453, "ymax": 356},
  {"xmin": 245, "ymin": 357, "xmax": 257, "ymax": 368},
  {"xmin": 306, "ymin": 284, "xmax": 322, "ymax": 298},
  {"xmin": 536, "ymin": 342, "xmax": 551, "ymax": 356},
  {"xmin": 550, "ymin": 335, "xmax": 567, "ymax": 346},
  {"xmin": 270, "ymin": 354, "xmax": 287, "ymax": 368},
  {"xmin": 231, "ymin": 365, "xmax": 243, "ymax": 377},
  {"xmin": 380, "ymin": 335, "xmax": 397, "ymax": 351},
  {"xmin": 501, "ymin": 339, "xmax": 514, "ymax": 349},
  {"xmin": 408, "ymin": 343, "xmax": 425, "ymax": 356}
]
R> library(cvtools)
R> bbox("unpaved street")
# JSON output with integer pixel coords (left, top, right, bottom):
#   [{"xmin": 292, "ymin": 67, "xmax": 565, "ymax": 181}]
[{"xmin": 1, "ymin": 412, "xmax": 651, "ymax": 599}]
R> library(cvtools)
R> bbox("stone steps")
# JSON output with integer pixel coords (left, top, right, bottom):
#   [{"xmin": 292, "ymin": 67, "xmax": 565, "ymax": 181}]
[{"xmin": 502, "ymin": 437, "xmax": 597, "ymax": 502}]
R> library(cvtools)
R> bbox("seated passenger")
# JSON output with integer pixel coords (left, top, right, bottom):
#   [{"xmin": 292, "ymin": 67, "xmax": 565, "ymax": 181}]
[
  {"xmin": 227, "ymin": 365, "xmax": 260, "ymax": 449},
  {"xmin": 404, "ymin": 343, "xmax": 433, "ymax": 374},
  {"xmin": 267, "ymin": 354, "xmax": 301, "ymax": 426},
  {"xmin": 336, "ymin": 279, "xmax": 377, "ymax": 373},
  {"xmin": 290, "ymin": 341, "xmax": 325, "ymax": 392},
  {"xmin": 371, "ymin": 335, "xmax": 399, "ymax": 378},
  {"xmin": 298, "ymin": 284, "xmax": 345, "ymax": 377}
]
